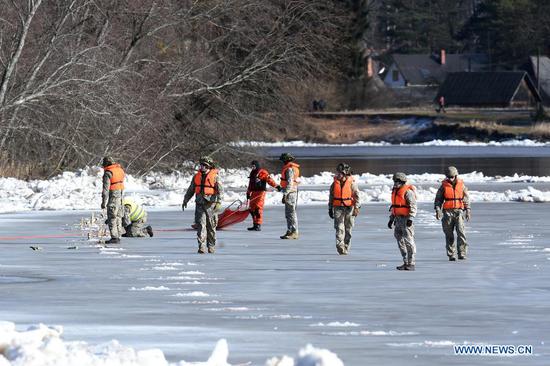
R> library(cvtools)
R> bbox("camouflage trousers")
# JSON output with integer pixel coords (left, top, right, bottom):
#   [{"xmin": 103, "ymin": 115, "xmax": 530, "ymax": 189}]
[
  {"xmin": 334, "ymin": 206, "xmax": 355, "ymax": 254},
  {"xmin": 124, "ymin": 213, "xmax": 148, "ymax": 237},
  {"xmin": 284, "ymin": 192, "xmax": 298, "ymax": 232},
  {"xmin": 107, "ymin": 190, "xmax": 123, "ymax": 239},
  {"xmin": 195, "ymin": 203, "xmax": 218, "ymax": 250},
  {"xmin": 442, "ymin": 209, "xmax": 468, "ymax": 258},
  {"xmin": 394, "ymin": 216, "xmax": 416, "ymax": 265}
]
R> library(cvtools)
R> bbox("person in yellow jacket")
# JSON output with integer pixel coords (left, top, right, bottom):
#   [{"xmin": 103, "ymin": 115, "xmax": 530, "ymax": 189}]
[
  {"xmin": 279, "ymin": 153, "xmax": 300, "ymax": 239},
  {"xmin": 122, "ymin": 198, "xmax": 153, "ymax": 237},
  {"xmin": 182, "ymin": 156, "xmax": 224, "ymax": 254},
  {"xmin": 328, "ymin": 163, "xmax": 361, "ymax": 255},
  {"xmin": 101, "ymin": 156, "xmax": 125, "ymax": 244},
  {"xmin": 388, "ymin": 172, "xmax": 417, "ymax": 271}
]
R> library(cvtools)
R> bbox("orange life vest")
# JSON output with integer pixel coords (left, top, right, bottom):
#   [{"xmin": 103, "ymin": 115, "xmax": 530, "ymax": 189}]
[
  {"xmin": 332, "ymin": 176, "xmax": 355, "ymax": 207},
  {"xmin": 280, "ymin": 162, "xmax": 300, "ymax": 189},
  {"xmin": 194, "ymin": 169, "xmax": 218, "ymax": 196},
  {"xmin": 104, "ymin": 164, "xmax": 125, "ymax": 191},
  {"xmin": 442, "ymin": 179, "xmax": 465, "ymax": 210},
  {"xmin": 391, "ymin": 184, "xmax": 414, "ymax": 216}
]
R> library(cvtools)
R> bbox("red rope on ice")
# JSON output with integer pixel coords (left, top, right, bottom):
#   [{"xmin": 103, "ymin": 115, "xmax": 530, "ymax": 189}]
[{"xmin": 0, "ymin": 233, "xmax": 81, "ymax": 241}]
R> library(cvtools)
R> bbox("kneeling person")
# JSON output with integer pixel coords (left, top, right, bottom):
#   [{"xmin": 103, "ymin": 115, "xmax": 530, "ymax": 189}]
[
  {"xmin": 328, "ymin": 163, "xmax": 360, "ymax": 255},
  {"xmin": 122, "ymin": 198, "xmax": 153, "ymax": 237}
]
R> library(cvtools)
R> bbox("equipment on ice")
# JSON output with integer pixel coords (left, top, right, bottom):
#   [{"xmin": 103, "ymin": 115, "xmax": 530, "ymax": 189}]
[
  {"xmin": 190, "ymin": 199, "xmax": 250, "ymax": 230},
  {"xmin": 217, "ymin": 199, "xmax": 251, "ymax": 229}
]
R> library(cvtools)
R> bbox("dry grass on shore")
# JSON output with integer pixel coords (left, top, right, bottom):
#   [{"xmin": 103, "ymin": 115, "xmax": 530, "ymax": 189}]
[{"xmin": 528, "ymin": 122, "xmax": 550, "ymax": 137}]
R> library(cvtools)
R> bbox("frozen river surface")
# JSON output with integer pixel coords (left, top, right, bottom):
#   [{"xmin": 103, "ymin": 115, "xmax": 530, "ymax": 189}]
[{"xmin": 1, "ymin": 203, "xmax": 549, "ymax": 365}]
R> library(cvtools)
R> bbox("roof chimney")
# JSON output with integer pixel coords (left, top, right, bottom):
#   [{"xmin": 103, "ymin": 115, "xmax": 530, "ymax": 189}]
[
  {"xmin": 366, "ymin": 56, "xmax": 374, "ymax": 78},
  {"xmin": 440, "ymin": 49, "xmax": 446, "ymax": 65}
]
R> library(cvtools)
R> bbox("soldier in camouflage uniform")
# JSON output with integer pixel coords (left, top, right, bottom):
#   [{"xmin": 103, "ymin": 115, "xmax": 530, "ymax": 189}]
[
  {"xmin": 434, "ymin": 166, "xmax": 471, "ymax": 261},
  {"xmin": 388, "ymin": 172, "xmax": 417, "ymax": 270},
  {"xmin": 328, "ymin": 163, "xmax": 361, "ymax": 255},
  {"xmin": 101, "ymin": 156, "xmax": 125, "ymax": 244},
  {"xmin": 122, "ymin": 198, "xmax": 153, "ymax": 238},
  {"xmin": 279, "ymin": 153, "xmax": 300, "ymax": 239},
  {"xmin": 182, "ymin": 156, "xmax": 224, "ymax": 253}
]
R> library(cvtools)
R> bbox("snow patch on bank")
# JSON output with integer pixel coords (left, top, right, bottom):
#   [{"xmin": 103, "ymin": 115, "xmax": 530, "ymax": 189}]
[
  {"xmin": 236, "ymin": 139, "xmax": 549, "ymax": 147},
  {"xmin": 0, "ymin": 322, "xmax": 343, "ymax": 366},
  {"xmin": 2, "ymin": 167, "xmax": 550, "ymax": 214}
]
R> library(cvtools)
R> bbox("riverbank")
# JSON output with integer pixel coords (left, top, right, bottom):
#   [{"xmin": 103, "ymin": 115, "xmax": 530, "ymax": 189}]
[{"xmin": 296, "ymin": 108, "xmax": 550, "ymax": 144}]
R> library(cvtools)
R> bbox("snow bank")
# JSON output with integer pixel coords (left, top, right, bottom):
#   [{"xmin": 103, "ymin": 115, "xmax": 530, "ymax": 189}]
[
  {"xmin": 2, "ymin": 167, "xmax": 550, "ymax": 214},
  {"xmin": 0, "ymin": 322, "xmax": 343, "ymax": 366},
  {"xmin": 266, "ymin": 344, "xmax": 344, "ymax": 366},
  {"xmin": 235, "ymin": 139, "xmax": 549, "ymax": 147}
]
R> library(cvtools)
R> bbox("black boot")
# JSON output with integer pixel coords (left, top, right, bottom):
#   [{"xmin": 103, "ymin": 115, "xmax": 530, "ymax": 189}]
[
  {"xmin": 146, "ymin": 225, "xmax": 154, "ymax": 237},
  {"xmin": 106, "ymin": 238, "xmax": 120, "ymax": 244},
  {"xmin": 396, "ymin": 263, "xmax": 408, "ymax": 270},
  {"xmin": 448, "ymin": 256, "xmax": 456, "ymax": 261},
  {"xmin": 247, "ymin": 224, "xmax": 261, "ymax": 231},
  {"xmin": 406, "ymin": 264, "xmax": 416, "ymax": 271}
]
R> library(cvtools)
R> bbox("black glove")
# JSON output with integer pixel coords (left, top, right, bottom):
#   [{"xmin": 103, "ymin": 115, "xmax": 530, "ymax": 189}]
[
  {"xmin": 246, "ymin": 193, "xmax": 251, "ymax": 200},
  {"xmin": 328, "ymin": 208, "xmax": 334, "ymax": 219},
  {"xmin": 281, "ymin": 195, "xmax": 286, "ymax": 204},
  {"xmin": 276, "ymin": 185, "xmax": 282, "ymax": 192},
  {"xmin": 387, "ymin": 217, "xmax": 394, "ymax": 229},
  {"xmin": 406, "ymin": 219, "xmax": 413, "ymax": 227},
  {"xmin": 101, "ymin": 203, "xmax": 106, "ymax": 210},
  {"xmin": 181, "ymin": 202, "xmax": 187, "ymax": 211}
]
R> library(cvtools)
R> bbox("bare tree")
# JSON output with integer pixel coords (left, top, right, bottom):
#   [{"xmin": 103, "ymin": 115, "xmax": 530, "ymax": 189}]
[{"xmin": 0, "ymin": 0, "xmax": 349, "ymax": 178}]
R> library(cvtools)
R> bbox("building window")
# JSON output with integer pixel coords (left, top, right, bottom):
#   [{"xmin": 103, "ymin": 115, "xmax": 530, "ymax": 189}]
[{"xmin": 392, "ymin": 70, "xmax": 399, "ymax": 82}]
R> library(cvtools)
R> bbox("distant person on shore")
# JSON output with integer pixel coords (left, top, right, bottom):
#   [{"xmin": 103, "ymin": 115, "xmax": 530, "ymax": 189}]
[
  {"xmin": 388, "ymin": 172, "xmax": 417, "ymax": 270},
  {"xmin": 434, "ymin": 166, "xmax": 471, "ymax": 261},
  {"xmin": 122, "ymin": 198, "xmax": 153, "ymax": 237},
  {"xmin": 279, "ymin": 153, "xmax": 300, "ymax": 239},
  {"xmin": 318, "ymin": 99, "xmax": 326, "ymax": 111},
  {"xmin": 246, "ymin": 160, "xmax": 281, "ymax": 231},
  {"xmin": 328, "ymin": 163, "xmax": 360, "ymax": 255},
  {"xmin": 312, "ymin": 99, "xmax": 327, "ymax": 112},
  {"xmin": 182, "ymin": 156, "xmax": 224, "ymax": 254},
  {"xmin": 436, "ymin": 95, "xmax": 446, "ymax": 113},
  {"xmin": 101, "ymin": 156, "xmax": 125, "ymax": 244}
]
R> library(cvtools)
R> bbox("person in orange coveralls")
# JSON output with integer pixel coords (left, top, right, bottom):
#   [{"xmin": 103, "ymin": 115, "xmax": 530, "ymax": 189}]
[{"xmin": 246, "ymin": 160, "xmax": 281, "ymax": 231}]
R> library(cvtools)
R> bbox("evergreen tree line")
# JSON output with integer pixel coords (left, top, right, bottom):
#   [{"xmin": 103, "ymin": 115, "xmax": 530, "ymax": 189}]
[{"xmin": 367, "ymin": 0, "xmax": 550, "ymax": 67}]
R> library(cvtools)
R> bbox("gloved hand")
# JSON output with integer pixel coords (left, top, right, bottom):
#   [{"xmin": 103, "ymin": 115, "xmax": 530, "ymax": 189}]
[
  {"xmin": 387, "ymin": 217, "xmax": 394, "ymax": 229},
  {"xmin": 328, "ymin": 208, "xmax": 334, "ymax": 219},
  {"xmin": 281, "ymin": 195, "xmax": 286, "ymax": 204},
  {"xmin": 465, "ymin": 209, "xmax": 471, "ymax": 222},
  {"xmin": 246, "ymin": 193, "xmax": 251, "ymax": 200},
  {"xmin": 214, "ymin": 202, "xmax": 222, "ymax": 212},
  {"xmin": 352, "ymin": 207, "xmax": 360, "ymax": 217},
  {"xmin": 276, "ymin": 185, "xmax": 282, "ymax": 192},
  {"xmin": 181, "ymin": 202, "xmax": 187, "ymax": 211},
  {"xmin": 435, "ymin": 208, "xmax": 442, "ymax": 220},
  {"xmin": 101, "ymin": 203, "xmax": 106, "ymax": 210},
  {"xmin": 406, "ymin": 219, "xmax": 413, "ymax": 227}
]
